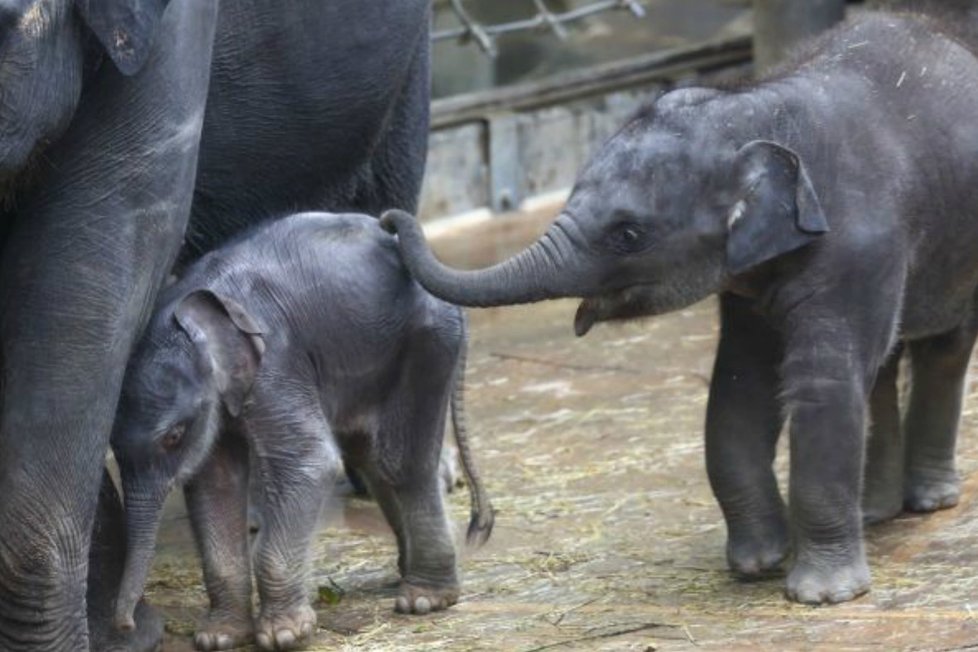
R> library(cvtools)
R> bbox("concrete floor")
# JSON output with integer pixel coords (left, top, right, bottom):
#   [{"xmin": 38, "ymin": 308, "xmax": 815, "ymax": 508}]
[{"xmin": 151, "ymin": 204, "xmax": 978, "ymax": 651}]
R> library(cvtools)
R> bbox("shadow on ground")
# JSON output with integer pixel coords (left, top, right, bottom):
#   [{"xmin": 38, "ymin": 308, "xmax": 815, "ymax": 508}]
[{"xmin": 151, "ymin": 203, "xmax": 978, "ymax": 651}]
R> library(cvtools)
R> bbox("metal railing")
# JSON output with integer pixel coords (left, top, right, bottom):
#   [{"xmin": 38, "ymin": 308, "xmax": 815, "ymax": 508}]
[{"xmin": 433, "ymin": 0, "xmax": 647, "ymax": 57}]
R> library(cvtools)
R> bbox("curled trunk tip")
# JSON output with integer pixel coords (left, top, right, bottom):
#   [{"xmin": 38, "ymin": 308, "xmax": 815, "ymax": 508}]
[
  {"xmin": 379, "ymin": 208, "xmax": 579, "ymax": 307},
  {"xmin": 379, "ymin": 208, "xmax": 411, "ymax": 234},
  {"xmin": 115, "ymin": 484, "xmax": 166, "ymax": 635},
  {"xmin": 115, "ymin": 609, "xmax": 137, "ymax": 632},
  {"xmin": 114, "ymin": 557, "xmax": 145, "ymax": 631}
]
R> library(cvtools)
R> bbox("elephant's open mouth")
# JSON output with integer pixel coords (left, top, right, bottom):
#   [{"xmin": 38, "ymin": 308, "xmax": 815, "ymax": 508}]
[{"xmin": 574, "ymin": 284, "xmax": 659, "ymax": 337}]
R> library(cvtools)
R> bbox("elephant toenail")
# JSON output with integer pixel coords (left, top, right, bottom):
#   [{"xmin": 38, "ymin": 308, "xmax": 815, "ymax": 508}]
[
  {"xmin": 414, "ymin": 597, "xmax": 431, "ymax": 614},
  {"xmin": 395, "ymin": 596, "xmax": 410, "ymax": 613},
  {"xmin": 276, "ymin": 629, "xmax": 296, "ymax": 647},
  {"xmin": 256, "ymin": 632, "xmax": 272, "ymax": 650}
]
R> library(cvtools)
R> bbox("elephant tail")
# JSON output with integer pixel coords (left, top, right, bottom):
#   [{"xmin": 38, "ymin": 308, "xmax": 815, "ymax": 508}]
[{"xmin": 451, "ymin": 310, "xmax": 495, "ymax": 546}]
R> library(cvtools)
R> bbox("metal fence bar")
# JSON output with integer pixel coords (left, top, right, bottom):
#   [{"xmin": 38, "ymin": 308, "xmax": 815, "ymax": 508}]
[
  {"xmin": 430, "ymin": 34, "xmax": 752, "ymax": 129},
  {"xmin": 433, "ymin": 0, "xmax": 647, "ymax": 57}
]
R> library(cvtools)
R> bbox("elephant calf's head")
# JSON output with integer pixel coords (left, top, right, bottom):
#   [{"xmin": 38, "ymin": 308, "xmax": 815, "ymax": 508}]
[
  {"xmin": 111, "ymin": 288, "xmax": 264, "ymax": 631},
  {"xmin": 382, "ymin": 87, "xmax": 828, "ymax": 335}
]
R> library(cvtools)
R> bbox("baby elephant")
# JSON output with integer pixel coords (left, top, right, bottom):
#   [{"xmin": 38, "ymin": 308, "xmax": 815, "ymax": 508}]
[{"xmin": 111, "ymin": 213, "xmax": 494, "ymax": 651}]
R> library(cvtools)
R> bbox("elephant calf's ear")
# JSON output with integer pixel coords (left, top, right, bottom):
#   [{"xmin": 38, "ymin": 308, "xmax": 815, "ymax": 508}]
[
  {"xmin": 725, "ymin": 140, "xmax": 829, "ymax": 275},
  {"xmin": 75, "ymin": 0, "xmax": 170, "ymax": 76},
  {"xmin": 174, "ymin": 289, "xmax": 265, "ymax": 418}
]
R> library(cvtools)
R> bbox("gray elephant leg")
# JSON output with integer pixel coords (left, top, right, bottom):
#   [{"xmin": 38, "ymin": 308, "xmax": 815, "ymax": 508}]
[
  {"xmin": 363, "ymin": 465, "xmax": 458, "ymax": 615},
  {"xmin": 362, "ymin": 351, "xmax": 459, "ymax": 615},
  {"xmin": 349, "ymin": 19, "xmax": 430, "ymax": 215},
  {"xmin": 250, "ymin": 392, "xmax": 339, "ymax": 652},
  {"xmin": 355, "ymin": 465, "xmax": 408, "ymax": 577},
  {"xmin": 862, "ymin": 345, "xmax": 905, "ymax": 525},
  {"xmin": 706, "ymin": 294, "xmax": 788, "ymax": 577},
  {"xmin": 781, "ymin": 323, "xmax": 880, "ymax": 604},
  {"xmin": 903, "ymin": 315, "xmax": 978, "ymax": 512},
  {"xmin": 185, "ymin": 432, "xmax": 254, "ymax": 652},
  {"xmin": 0, "ymin": 2, "xmax": 218, "ymax": 648}
]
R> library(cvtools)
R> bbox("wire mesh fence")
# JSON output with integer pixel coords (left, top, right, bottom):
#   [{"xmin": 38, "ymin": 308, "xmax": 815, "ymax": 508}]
[{"xmin": 433, "ymin": 0, "xmax": 647, "ymax": 57}]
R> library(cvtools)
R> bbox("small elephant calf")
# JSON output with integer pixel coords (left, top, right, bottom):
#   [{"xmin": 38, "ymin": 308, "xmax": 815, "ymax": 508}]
[
  {"xmin": 111, "ymin": 213, "xmax": 494, "ymax": 651},
  {"xmin": 381, "ymin": 8, "xmax": 978, "ymax": 605}
]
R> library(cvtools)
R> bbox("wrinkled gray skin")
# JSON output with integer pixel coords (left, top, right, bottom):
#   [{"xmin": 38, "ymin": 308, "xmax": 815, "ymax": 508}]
[
  {"xmin": 0, "ymin": 1, "xmax": 430, "ymax": 650},
  {"xmin": 382, "ymin": 10, "xmax": 978, "ymax": 605},
  {"xmin": 111, "ymin": 213, "xmax": 494, "ymax": 652}
]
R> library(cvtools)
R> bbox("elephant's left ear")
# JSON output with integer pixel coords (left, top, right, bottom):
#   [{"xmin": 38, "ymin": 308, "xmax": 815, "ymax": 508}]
[
  {"xmin": 725, "ymin": 140, "xmax": 829, "ymax": 275},
  {"xmin": 75, "ymin": 0, "xmax": 170, "ymax": 76},
  {"xmin": 174, "ymin": 289, "xmax": 266, "ymax": 418}
]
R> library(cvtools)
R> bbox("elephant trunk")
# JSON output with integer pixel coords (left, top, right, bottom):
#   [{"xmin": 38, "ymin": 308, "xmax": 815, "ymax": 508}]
[
  {"xmin": 114, "ymin": 479, "xmax": 167, "ymax": 632},
  {"xmin": 380, "ymin": 209, "xmax": 588, "ymax": 307}
]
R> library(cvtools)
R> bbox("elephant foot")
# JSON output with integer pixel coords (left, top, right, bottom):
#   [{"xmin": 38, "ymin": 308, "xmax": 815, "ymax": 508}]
[
  {"xmin": 726, "ymin": 518, "xmax": 789, "ymax": 578},
  {"xmin": 862, "ymin": 491, "xmax": 903, "ymax": 526},
  {"xmin": 394, "ymin": 582, "xmax": 460, "ymax": 615},
  {"xmin": 194, "ymin": 612, "xmax": 254, "ymax": 651},
  {"xmin": 904, "ymin": 471, "xmax": 960, "ymax": 513},
  {"xmin": 785, "ymin": 555, "xmax": 870, "ymax": 605},
  {"xmin": 256, "ymin": 603, "xmax": 316, "ymax": 651}
]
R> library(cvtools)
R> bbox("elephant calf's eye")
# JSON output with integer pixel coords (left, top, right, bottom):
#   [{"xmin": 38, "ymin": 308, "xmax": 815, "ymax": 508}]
[
  {"xmin": 160, "ymin": 424, "xmax": 186, "ymax": 450},
  {"xmin": 609, "ymin": 222, "xmax": 647, "ymax": 253}
]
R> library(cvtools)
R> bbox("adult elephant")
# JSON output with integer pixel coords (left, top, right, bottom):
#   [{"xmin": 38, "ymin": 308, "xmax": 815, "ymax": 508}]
[{"xmin": 0, "ymin": 1, "xmax": 430, "ymax": 651}]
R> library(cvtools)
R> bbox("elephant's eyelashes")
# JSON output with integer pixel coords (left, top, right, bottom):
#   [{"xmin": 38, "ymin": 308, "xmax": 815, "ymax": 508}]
[{"xmin": 160, "ymin": 424, "xmax": 187, "ymax": 450}]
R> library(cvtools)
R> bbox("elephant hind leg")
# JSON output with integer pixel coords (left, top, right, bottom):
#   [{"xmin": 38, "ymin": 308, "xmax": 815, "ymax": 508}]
[
  {"xmin": 361, "ymin": 337, "xmax": 460, "ymax": 615},
  {"xmin": 903, "ymin": 315, "xmax": 978, "ymax": 512},
  {"xmin": 345, "ymin": 23, "xmax": 430, "ymax": 216},
  {"xmin": 862, "ymin": 345, "xmax": 905, "ymax": 525}
]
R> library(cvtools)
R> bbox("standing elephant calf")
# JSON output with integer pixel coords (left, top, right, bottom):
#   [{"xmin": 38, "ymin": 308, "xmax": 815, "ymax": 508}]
[
  {"xmin": 382, "ymin": 9, "xmax": 978, "ymax": 604},
  {"xmin": 110, "ymin": 213, "xmax": 494, "ymax": 651}
]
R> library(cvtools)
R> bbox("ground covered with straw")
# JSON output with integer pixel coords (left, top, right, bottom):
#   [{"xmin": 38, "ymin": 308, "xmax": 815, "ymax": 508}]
[{"xmin": 150, "ymin": 213, "xmax": 978, "ymax": 651}]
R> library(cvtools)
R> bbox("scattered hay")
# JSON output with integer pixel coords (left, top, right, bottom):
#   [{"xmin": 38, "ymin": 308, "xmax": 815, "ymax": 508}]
[{"xmin": 155, "ymin": 297, "xmax": 978, "ymax": 650}]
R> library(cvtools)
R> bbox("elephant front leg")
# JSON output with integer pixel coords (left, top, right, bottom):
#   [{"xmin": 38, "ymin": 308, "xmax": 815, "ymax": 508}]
[
  {"xmin": 250, "ymin": 395, "xmax": 338, "ymax": 652},
  {"xmin": 706, "ymin": 294, "xmax": 788, "ymax": 577},
  {"xmin": 862, "ymin": 346, "xmax": 905, "ymax": 525},
  {"xmin": 185, "ymin": 434, "xmax": 254, "ymax": 651},
  {"xmin": 781, "ymin": 340, "xmax": 873, "ymax": 604},
  {"xmin": 0, "ymin": 0, "xmax": 219, "ymax": 646},
  {"xmin": 902, "ymin": 318, "xmax": 978, "ymax": 512}
]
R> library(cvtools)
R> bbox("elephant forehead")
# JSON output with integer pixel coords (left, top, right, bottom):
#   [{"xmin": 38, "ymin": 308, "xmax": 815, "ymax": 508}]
[
  {"xmin": 126, "ymin": 349, "xmax": 198, "ymax": 408},
  {"xmin": 598, "ymin": 131, "xmax": 693, "ymax": 182}
]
